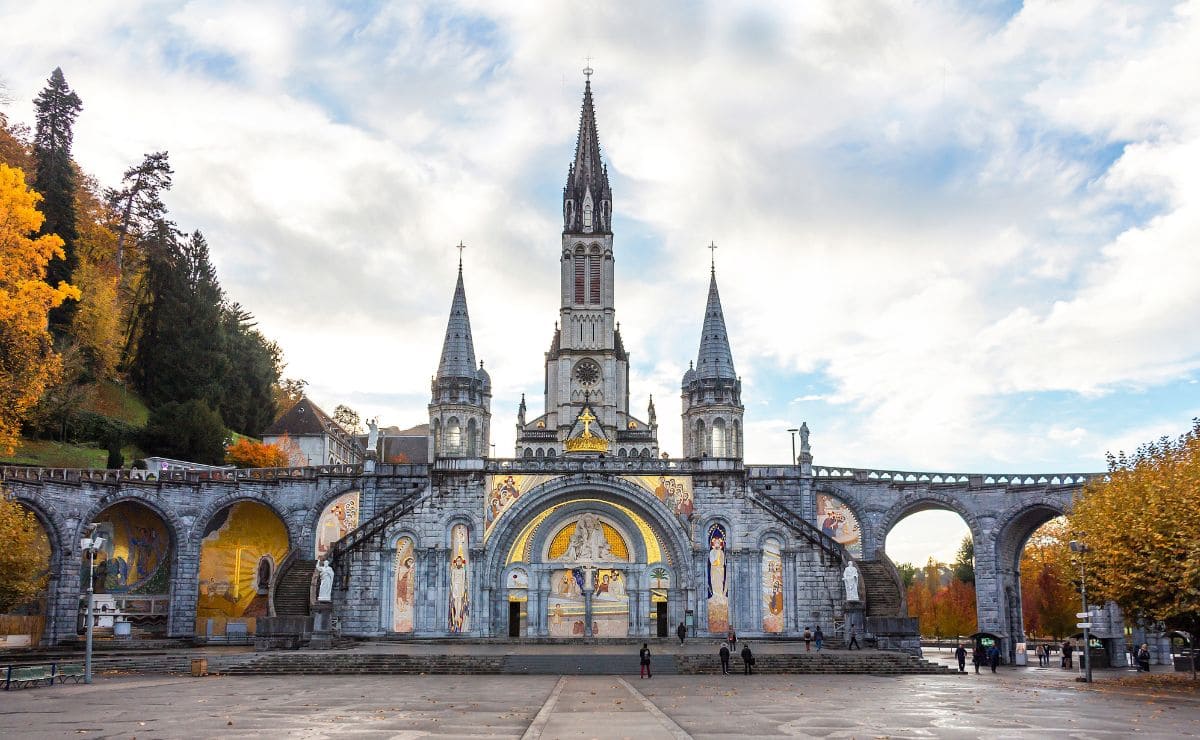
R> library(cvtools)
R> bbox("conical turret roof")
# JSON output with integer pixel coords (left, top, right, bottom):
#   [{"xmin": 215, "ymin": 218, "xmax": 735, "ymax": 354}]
[
  {"xmin": 436, "ymin": 265, "xmax": 477, "ymax": 379},
  {"xmin": 694, "ymin": 270, "xmax": 737, "ymax": 381}
]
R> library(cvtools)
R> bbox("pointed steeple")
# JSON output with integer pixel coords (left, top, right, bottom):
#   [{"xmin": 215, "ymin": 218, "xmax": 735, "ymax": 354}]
[
  {"xmin": 563, "ymin": 71, "xmax": 612, "ymax": 234},
  {"xmin": 694, "ymin": 269, "xmax": 737, "ymax": 380},
  {"xmin": 436, "ymin": 262, "xmax": 477, "ymax": 380}
]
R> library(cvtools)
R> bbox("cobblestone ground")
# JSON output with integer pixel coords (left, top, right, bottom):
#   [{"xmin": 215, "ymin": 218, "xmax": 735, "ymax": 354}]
[{"xmin": 2, "ymin": 669, "xmax": 1196, "ymax": 738}]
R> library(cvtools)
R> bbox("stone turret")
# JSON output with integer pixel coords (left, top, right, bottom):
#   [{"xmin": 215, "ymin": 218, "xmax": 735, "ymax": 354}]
[
  {"xmin": 429, "ymin": 261, "xmax": 490, "ymax": 459},
  {"xmin": 681, "ymin": 266, "xmax": 743, "ymax": 458}
]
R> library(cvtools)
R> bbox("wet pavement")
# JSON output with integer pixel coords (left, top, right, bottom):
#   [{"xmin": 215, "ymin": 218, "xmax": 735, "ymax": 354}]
[{"xmin": 2, "ymin": 667, "xmax": 1196, "ymax": 738}]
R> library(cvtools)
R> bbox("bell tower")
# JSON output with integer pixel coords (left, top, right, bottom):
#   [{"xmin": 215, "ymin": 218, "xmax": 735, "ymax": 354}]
[{"xmin": 515, "ymin": 69, "xmax": 658, "ymax": 459}]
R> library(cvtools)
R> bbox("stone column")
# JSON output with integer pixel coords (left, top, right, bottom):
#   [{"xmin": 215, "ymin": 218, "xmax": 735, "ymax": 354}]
[
  {"xmin": 168, "ymin": 535, "xmax": 201, "ymax": 640},
  {"xmin": 47, "ymin": 544, "xmax": 83, "ymax": 645},
  {"xmin": 783, "ymin": 550, "xmax": 798, "ymax": 635},
  {"xmin": 583, "ymin": 589, "xmax": 594, "ymax": 637}
]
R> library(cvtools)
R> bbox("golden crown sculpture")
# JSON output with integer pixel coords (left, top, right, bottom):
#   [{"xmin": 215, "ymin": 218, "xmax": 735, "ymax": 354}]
[{"xmin": 565, "ymin": 408, "xmax": 609, "ymax": 453}]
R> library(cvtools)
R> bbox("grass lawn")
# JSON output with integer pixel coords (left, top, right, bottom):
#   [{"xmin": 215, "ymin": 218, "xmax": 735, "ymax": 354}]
[
  {"xmin": 1, "ymin": 439, "xmax": 146, "ymax": 469},
  {"xmin": 80, "ymin": 380, "xmax": 150, "ymax": 426}
]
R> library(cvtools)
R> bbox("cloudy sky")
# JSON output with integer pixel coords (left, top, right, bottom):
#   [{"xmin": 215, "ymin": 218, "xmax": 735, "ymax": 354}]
[{"xmin": 3, "ymin": 1, "xmax": 1198, "ymax": 560}]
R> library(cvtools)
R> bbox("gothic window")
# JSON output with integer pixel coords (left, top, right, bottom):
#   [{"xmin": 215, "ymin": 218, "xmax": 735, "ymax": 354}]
[
  {"xmin": 524, "ymin": 447, "xmax": 534, "ymax": 458},
  {"xmin": 583, "ymin": 203, "xmax": 593, "ymax": 229},
  {"xmin": 466, "ymin": 419, "xmax": 477, "ymax": 457},
  {"xmin": 446, "ymin": 417, "xmax": 462, "ymax": 455},
  {"xmin": 535, "ymin": 448, "xmax": 544, "ymax": 458},
  {"xmin": 547, "ymin": 448, "xmax": 556, "ymax": 458},
  {"xmin": 712, "ymin": 419, "xmax": 727, "ymax": 457},
  {"xmin": 588, "ymin": 255, "xmax": 601, "ymax": 304},
  {"xmin": 696, "ymin": 420, "xmax": 706, "ymax": 456},
  {"xmin": 574, "ymin": 255, "xmax": 586, "ymax": 303}
]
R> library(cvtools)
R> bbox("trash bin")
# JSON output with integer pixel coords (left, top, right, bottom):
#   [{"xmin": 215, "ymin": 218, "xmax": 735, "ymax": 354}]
[{"xmin": 190, "ymin": 658, "xmax": 208, "ymax": 677}]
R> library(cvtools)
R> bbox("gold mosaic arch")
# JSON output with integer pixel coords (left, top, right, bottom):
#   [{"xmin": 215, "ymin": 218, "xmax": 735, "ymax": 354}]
[
  {"xmin": 546, "ymin": 520, "xmax": 630, "ymax": 561},
  {"xmin": 505, "ymin": 499, "xmax": 666, "ymax": 565}
]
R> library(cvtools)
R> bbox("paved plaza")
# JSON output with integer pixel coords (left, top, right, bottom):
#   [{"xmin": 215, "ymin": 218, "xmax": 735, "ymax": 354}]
[{"xmin": 2, "ymin": 664, "xmax": 1196, "ymax": 738}]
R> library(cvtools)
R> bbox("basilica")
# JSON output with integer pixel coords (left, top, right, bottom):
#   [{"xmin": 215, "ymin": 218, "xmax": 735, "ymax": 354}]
[
  {"xmin": 327, "ymin": 74, "xmax": 854, "ymax": 641},
  {"xmin": 5, "ymin": 76, "xmax": 1103, "ymax": 661}
]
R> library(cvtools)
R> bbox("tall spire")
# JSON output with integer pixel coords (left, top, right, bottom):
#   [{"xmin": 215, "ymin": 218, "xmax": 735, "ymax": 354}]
[
  {"xmin": 563, "ymin": 70, "xmax": 612, "ymax": 233},
  {"xmin": 694, "ymin": 269, "xmax": 737, "ymax": 380},
  {"xmin": 436, "ymin": 260, "xmax": 477, "ymax": 379}
]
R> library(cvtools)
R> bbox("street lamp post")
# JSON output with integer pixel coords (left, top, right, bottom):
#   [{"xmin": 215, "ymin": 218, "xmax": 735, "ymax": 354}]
[
  {"xmin": 1069, "ymin": 539, "xmax": 1093, "ymax": 683},
  {"xmin": 788, "ymin": 428, "xmax": 799, "ymax": 467},
  {"xmin": 79, "ymin": 528, "xmax": 105, "ymax": 685}
]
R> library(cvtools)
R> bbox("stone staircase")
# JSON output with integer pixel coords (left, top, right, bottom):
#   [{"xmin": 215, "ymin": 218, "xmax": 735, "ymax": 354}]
[
  {"xmin": 222, "ymin": 653, "xmax": 505, "ymax": 675},
  {"xmin": 503, "ymin": 654, "xmax": 679, "ymax": 675},
  {"xmin": 677, "ymin": 651, "xmax": 952, "ymax": 675},
  {"xmin": 858, "ymin": 559, "xmax": 904, "ymax": 618},
  {"xmin": 273, "ymin": 559, "xmax": 316, "ymax": 616}
]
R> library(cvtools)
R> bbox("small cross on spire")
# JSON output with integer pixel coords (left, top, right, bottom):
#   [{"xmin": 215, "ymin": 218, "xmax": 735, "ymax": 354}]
[
  {"xmin": 583, "ymin": 57, "xmax": 594, "ymax": 81},
  {"xmin": 707, "ymin": 241, "xmax": 718, "ymax": 272},
  {"xmin": 456, "ymin": 240, "xmax": 466, "ymax": 269}
]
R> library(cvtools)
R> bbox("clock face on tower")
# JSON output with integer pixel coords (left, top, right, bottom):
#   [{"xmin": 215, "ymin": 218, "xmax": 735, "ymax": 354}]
[{"xmin": 573, "ymin": 359, "xmax": 602, "ymax": 387}]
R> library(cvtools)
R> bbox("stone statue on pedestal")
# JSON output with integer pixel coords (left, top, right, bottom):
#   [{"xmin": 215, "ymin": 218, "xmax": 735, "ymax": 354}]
[
  {"xmin": 843, "ymin": 560, "xmax": 860, "ymax": 602},
  {"xmin": 317, "ymin": 560, "xmax": 334, "ymax": 602}
]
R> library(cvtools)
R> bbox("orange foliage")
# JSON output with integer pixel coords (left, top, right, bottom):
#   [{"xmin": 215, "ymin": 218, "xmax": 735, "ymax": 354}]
[
  {"xmin": 0, "ymin": 163, "xmax": 80, "ymax": 454},
  {"xmin": 225, "ymin": 437, "xmax": 290, "ymax": 469}
]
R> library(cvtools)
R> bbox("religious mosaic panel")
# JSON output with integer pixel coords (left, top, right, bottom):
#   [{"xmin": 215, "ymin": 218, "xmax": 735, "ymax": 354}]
[
  {"xmin": 392, "ymin": 537, "xmax": 415, "ymax": 633},
  {"xmin": 547, "ymin": 567, "xmax": 629, "ymax": 637},
  {"xmin": 649, "ymin": 565, "xmax": 670, "ymax": 603},
  {"xmin": 622, "ymin": 475, "xmax": 694, "ymax": 521},
  {"xmin": 197, "ymin": 502, "xmax": 288, "ymax": 626},
  {"xmin": 86, "ymin": 502, "xmax": 172, "ymax": 595},
  {"xmin": 484, "ymin": 474, "xmax": 558, "ymax": 538},
  {"xmin": 448, "ymin": 524, "xmax": 470, "ymax": 632},
  {"xmin": 762, "ymin": 537, "xmax": 784, "ymax": 633},
  {"xmin": 816, "ymin": 494, "xmax": 863, "ymax": 558},
  {"xmin": 706, "ymin": 523, "xmax": 730, "ymax": 634},
  {"xmin": 315, "ymin": 491, "xmax": 360, "ymax": 559}
]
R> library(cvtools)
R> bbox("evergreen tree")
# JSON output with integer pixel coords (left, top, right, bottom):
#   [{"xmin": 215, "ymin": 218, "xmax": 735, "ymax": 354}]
[
  {"xmin": 32, "ymin": 68, "xmax": 83, "ymax": 334},
  {"xmin": 952, "ymin": 537, "xmax": 975, "ymax": 583},
  {"xmin": 106, "ymin": 151, "xmax": 172, "ymax": 276},
  {"xmin": 141, "ymin": 400, "xmax": 226, "ymax": 465},
  {"xmin": 217, "ymin": 303, "xmax": 281, "ymax": 437},
  {"xmin": 130, "ymin": 226, "xmax": 225, "ymax": 408}
]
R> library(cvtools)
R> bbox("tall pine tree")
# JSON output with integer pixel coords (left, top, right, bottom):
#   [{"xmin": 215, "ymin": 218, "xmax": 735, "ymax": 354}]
[
  {"xmin": 32, "ymin": 68, "xmax": 83, "ymax": 334},
  {"xmin": 217, "ymin": 303, "xmax": 281, "ymax": 437},
  {"xmin": 107, "ymin": 151, "xmax": 173, "ymax": 276},
  {"xmin": 131, "ymin": 226, "xmax": 225, "ymax": 409}
]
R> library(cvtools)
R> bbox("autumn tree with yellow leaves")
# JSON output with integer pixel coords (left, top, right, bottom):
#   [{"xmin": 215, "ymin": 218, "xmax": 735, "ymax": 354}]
[
  {"xmin": 0, "ymin": 493, "xmax": 52, "ymax": 612},
  {"xmin": 1070, "ymin": 419, "xmax": 1200, "ymax": 679},
  {"xmin": 0, "ymin": 163, "xmax": 80, "ymax": 454}
]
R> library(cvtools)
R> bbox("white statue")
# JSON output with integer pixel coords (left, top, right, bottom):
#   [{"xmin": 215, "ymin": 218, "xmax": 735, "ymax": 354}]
[
  {"xmin": 843, "ymin": 561, "xmax": 860, "ymax": 602},
  {"xmin": 317, "ymin": 560, "xmax": 334, "ymax": 602},
  {"xmin": 366, "ymin": 418, "xmax": 379, "ymax": 450},
  {"xmin": 556, "ymin": 513, "xmax": 616, "ymax": 562}
]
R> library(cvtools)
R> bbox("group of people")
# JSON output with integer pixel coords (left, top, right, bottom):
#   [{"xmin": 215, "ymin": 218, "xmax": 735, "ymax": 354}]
[{"xmin": 954, "ymin": 643, "xmax": 1002, "ymax": 673}]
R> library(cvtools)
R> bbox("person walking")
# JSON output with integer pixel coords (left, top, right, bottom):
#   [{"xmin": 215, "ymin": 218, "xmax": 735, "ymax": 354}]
[
  {"xmin": 741, "ymin": 643, "xmax": 754, "ymax": 675},
  {"xmin": 677, "ymin": 621, "xmax": 687, "ymax": 646},
  {"xmin": 814, "ymin": 626, "xmax": 824, "ymax": 652},
  {"xmin": 973, "ymin": 644, "xmax": 984, "ymax": 674},
  {"xmin": 1034, "ymin": 644, "xmax": 1042, "ymax": 667},
  {"xmin": 718, "ymin": 642, "xmax": 731, "ymax": 675},
  {"xmin": 955, "ymin": 642, "xmax": 967, "ymax": 673},
  {"xmin": 1063, "ymin": 640, "xmax": 1074, "ymax": 669},
  {"xmin": 728, "ymin": 628, "xmax": 737, "ymax": 652},
  {"xmin": 639, "ymin": 643, "xmax": 652, "ymax": 679},
  {"xmin": 988, "ymin": 644, "xmax": 1000, "ymax": 673},
  {"xmin": 847, "ymin": 628, "xmax": 861, "ymax": 650},
  {"xmin": 803, "ymin": 627, "xmax": 812, "ymax": 652},
  {"xmin": 1137, "ymin": 643, "xmax": 1151, "ymax": 672}
]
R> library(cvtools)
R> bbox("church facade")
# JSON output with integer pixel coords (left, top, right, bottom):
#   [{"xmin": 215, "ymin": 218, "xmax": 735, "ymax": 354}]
[
  {"xmin": 3, "ymin": 76, "xmax": 1114, "ymax": 660},
  {"xmin": 334, "ymin": 76, "xmax": 850, "ymax": 640}
]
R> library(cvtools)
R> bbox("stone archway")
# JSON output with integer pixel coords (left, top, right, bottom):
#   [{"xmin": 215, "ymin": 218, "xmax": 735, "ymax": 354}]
[
  {"xmin": 195, "ymin": 500, "xmax": 290, "ymax": 638},
  {"xmin": 991, "ymin": 499, "xmax": 1069, "ymax": 655},
  {"xmin": 480, "ymin": 475, "xmax": 694, "ymax": 638}
]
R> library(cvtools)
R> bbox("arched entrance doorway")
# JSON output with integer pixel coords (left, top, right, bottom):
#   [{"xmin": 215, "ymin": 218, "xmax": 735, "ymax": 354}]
[
  {"xmin": 482, "ymin": 477, "xmax": 692, "ymax": 639},
  {"xmin": 83, "ymin": 501, "xmax": 175, "ymax": 639},
  {"xmin": 196, "ymin": 501, "xmax": 289, "ymax": 639},
  {"xmin": 995, "ymin": 503, "xmax": 1071, "ymax": 661},
  {"xmin": 0, "ymin": 500, "xmax": 53, "ymax": 645}
]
